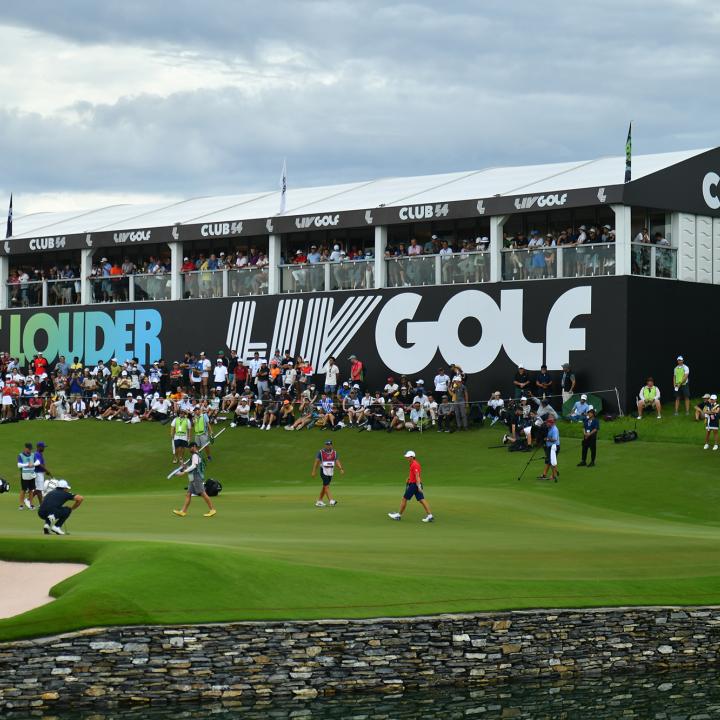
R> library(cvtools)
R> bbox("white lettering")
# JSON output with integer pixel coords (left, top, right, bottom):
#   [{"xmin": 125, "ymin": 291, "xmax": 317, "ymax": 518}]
[
  {"xmin": 113, "ymin": 230, "xmax": 152, "ymax": 244},
  {"xmin": 702, "ymin": 171, "xmax": 720, "ymax": 210},
  {"xmin": 28, "ymin": 237, "xmax": 67, "ymax": 251},
  {"xmin": 375, "ymin": 287, "xmax": 590, "ymax": 374},
  {"xmin": 294, "ymin": 214, "xmax": 341, "ymax": 229},
  {"xmin": 514, "ymin": 193, "xmax": 568, "ymax": 211}
]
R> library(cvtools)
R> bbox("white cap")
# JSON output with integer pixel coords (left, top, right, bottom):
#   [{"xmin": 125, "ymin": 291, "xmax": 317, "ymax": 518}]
[
  {"xmin": 711, "ymin": 394, "xmax": 718, "ymax": 400},
  {"xmin": 520, "ymin": 396, "xmax": 527, "ymax": 401},
  {"xmin": 587, "ymin": 404, "xmax": 594, "ymax": 410},
  {"xmin": 677, "ymin": 355, "xmax": 684, "ymax": 361},
  {"xmin": 57, "ymin": 479, "xmax": 71, "ymax": 489},
  {"xmin": 404, "ymin": 450, "xmax": 416, "ymax": 458},
  {"xmin": 581, "ymin": 394, "xmax": 587, "ymax": 400},
  {"xmin": 416, "ymin": 379, "xmax": 424, "ymax": 385}
]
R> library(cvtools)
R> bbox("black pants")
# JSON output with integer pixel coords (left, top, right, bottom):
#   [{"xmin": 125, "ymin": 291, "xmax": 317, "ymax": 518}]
[
  {"xmin": 581, "ymin": 436, "xmax": 597, "ymax": 463},
  {"xmin": 39, "ymin": 506, "xmax": 71, "ymax": 527},
  {"xmin": 438, "ymin": 414, "xmax": 452, "ymax": 430}
]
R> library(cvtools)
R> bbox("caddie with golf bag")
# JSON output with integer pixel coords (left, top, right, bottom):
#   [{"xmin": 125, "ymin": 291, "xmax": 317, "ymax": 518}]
[{"xmin": 172, "ymin": 441, "xmax": 217, "ymax": 518}]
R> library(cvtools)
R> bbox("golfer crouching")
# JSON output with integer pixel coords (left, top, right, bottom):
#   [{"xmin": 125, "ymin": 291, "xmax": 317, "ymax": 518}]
[{"xmin": 39, "ymin": 479, "xmax": 83, "ymax": 536}]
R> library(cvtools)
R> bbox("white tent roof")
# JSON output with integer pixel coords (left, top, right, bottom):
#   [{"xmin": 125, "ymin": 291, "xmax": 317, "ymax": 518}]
[{"xmin": 10, "ymin": 148, "xmax": 707, "ymax": 239}]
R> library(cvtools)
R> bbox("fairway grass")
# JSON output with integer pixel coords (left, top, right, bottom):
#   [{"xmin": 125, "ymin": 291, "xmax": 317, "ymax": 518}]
[{"xmin": 0, "ymin": 413, "xmax": 718, "ymax": 640}]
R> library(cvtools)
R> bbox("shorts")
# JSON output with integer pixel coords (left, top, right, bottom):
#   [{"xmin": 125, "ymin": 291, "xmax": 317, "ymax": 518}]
[
  {"xmin": 403, "ymin": 483, "xmax": 425, "ymax": 501},
  {"xmin": 707, "ymin": 425, "xmax": 718, "ymax": 431},
  {"xmin": 21, "ymin": 478, "xmax": 35, "ymax": 492},
  {"xmin": 174, "ymin": 439, "xmax": 188, "ymax": 448},
  {"xmin": 545, "ymin": 444, "xmax": 560, "ymax": 466},
  {"xmin": 320, "ymin": 472, "xmax": 333, "ymax": 486},
  {"xmin": 188, "ymin": 477, "xmax": 205, "ymax": 495},
  {"xmin": 195, "ymin": 433, "xmax": 209, "ymax": 448},
  {"xmin": 674, "ymin": 384, "xmax": 690, "ymax": 398},
  {"xmin": 35, "ymin": 473, "xmax": 45, "ymax": 492}
]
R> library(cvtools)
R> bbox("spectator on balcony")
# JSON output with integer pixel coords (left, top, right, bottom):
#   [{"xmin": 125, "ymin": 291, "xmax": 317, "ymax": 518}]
[{"xmin": 306, "ymin": 245, "xmax": 321, "ymax": 264}]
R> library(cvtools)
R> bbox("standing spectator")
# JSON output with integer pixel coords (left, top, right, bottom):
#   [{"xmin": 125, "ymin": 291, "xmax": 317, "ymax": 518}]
[
  {"xmin": 672, "ymin": 355, "xmax": 690, "ymax": 416},
  {"xmin": 213, "ymin": 358, "xmax": 228, "ymax": 395},
  {"xmin": 578, "ymin": 408, "xmax": 599, "ymax": 467},
  {"xmin": 535, "ymin": 364, "xmax": 552, "ymax": 400},
  {"xmin": 434, "ymin": 367, "xmax": 450, "ymax": 395},
  {"xmin": 323, "ymin": 357, "xmax": 340, "ymax": 395},
  {"xmin": 560, "ymin": 363, "xmax": 576, "ymax": 405},
  {"xmin": 450, "ymin": 378, "xmax": 469, "ymax": 431},
  {"xmin": 513, "ymin": 364, "xmax": 531, "ymax": 399},
  {"xmin": 349, "ymin": 354, "xmax": 364, "ymax": 394},
  {"xmin": 703, "ymin": 395, "xmax": 719, "ymax": 451}
]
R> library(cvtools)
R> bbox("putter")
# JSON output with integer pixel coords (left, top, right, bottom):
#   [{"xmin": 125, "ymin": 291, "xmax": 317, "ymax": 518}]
[
  {"xmin": 167, "ymin": 427, "xmax": 226, "ymax": 479},
  {"xmin": 517, "ymin": 444, "xmax": 542, "ymax": 481}
]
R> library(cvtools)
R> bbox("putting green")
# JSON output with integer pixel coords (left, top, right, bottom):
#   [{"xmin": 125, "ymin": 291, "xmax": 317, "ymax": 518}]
[{"xmin": 0, "ymin": 414, "xmax": 718, "ymax": 640}]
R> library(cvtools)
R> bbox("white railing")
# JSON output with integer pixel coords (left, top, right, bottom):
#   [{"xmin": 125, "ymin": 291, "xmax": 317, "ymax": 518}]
[{"xmin": 631, "ymin": 243, "xmax": 677, "ymax": 279}]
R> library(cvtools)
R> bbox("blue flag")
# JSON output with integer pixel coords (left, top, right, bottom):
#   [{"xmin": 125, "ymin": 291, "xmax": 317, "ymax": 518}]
[
  {"xmin": 624, "ymin": 123, "xmax": 632, "ymax": 184},
  {"xmin": 5, "ymin": 194, "xmax": 12, "ymax": 238}
]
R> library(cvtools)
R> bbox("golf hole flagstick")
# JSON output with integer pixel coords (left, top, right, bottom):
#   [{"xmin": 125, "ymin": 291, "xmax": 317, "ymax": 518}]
[{"xmin": 166, "ymin": 427, "xmax": 227, "ymax": 480}]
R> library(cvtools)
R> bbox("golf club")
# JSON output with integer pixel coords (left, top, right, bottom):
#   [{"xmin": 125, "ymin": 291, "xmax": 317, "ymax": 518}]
[
  {"xmin": 517, "ymin": 443, "xmax": 543, "ymax": 481},
  {"xmin": 167, "ymin": 426, "xmax": 227, "ymax": 479}
]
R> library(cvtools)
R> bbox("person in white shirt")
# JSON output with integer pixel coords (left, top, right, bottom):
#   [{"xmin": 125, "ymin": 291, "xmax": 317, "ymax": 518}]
[
  {"xmin": 329, "ymin": 245, "xmax": 343, "ymax": 262},
  {"xmin": 231, "ymin": 397, "xmax": 252, "ymax": 427},
  {"xmin": 284, "ymin": 362, "xmax": 297, "ymax": 392},
  {"xmin": 434, "ymin": 369, "xmax": 450, "ymax": 394},
  {"xmin": 425, "ymin": 395, "xmax": 438, "ymax": 425},
  {"xmin": 213, "ymin": 359, "xmax": 228, "ymax": 393},
  {"xmin": 88, "ymin": 393, "xmax": 102, "ymax": 418},
  {"xmin": 383, "ymin": 377, "xmax": 399, "ymax": 399},
  {"xmin": 342, "ymin": 390, "xmax": 362, "ymax": 426},
  {"xmin": 200, "ymin": 352, "xmax": 212, "ymax": 398},
  {"xmin": 388, "ymin": 405, "xmax": 406, "ymax": 432},
  {"xmin": 405, "ymin": 402, "xmax": 427, "ymax": 431},
  {"xmin": 247, "ymin": 352, "xmax": 262, "ymax": 379},
  {"xmin": 71, "ymin": 396, "xmax": 87, "ymax": 418},
  {"xmin": 324, "ymin": 357, "xmax": 340, "ymax": 394},
  {"xmin": 486, "ymin": 391, "xmax": 505, "ymax": 426}
]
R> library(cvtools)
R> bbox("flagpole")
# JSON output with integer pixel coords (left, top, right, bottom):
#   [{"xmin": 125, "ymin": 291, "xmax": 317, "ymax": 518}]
[
  {"xmin": 5, "ymin": 193, "xmax": 12, "ymax": 239},
  {"xmin": 624, "ymin": 122, "xmax": 632, "ymax": 184},
  {"xmin": 279, "ymin": 159, "xmax": 287, "ymax": 215}
]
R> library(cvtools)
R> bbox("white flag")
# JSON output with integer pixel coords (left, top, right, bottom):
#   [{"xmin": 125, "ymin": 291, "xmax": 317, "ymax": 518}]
[{"xmin": 279, "ymin": 158, "xmax": 287, "ymax": 215}]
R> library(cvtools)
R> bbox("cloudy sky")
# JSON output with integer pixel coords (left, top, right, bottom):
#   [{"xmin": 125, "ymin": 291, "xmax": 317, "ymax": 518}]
[{"xmin": 1, "ymin": 1, "xmax": 718, "ymax": 214}]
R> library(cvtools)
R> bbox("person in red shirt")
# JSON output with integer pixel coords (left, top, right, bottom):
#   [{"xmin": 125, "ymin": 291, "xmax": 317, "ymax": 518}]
[
  {"xmin": 32, "ymin": 352, "xmax": 48, "ymax": 376},
  {"xmin": 388, "ymin": 450, "xmax": 434, "ymax": 522},
  {"xmin": 349, "ymin": 354, "xmax": 364, "ymax": 394}
]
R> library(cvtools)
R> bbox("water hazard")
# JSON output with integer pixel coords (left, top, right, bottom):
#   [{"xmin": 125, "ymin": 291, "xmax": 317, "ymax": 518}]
[{"xmin": 7, "ymin": 668, "xmax": 720, "ymax": 719}]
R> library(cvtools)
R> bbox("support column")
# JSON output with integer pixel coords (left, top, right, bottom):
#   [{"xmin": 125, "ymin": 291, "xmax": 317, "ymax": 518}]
[
  {"xmin": 0, "ymin": 254, "xmax": 8, "ymax": 309},
  {"xmin": 268, "ymin": 234, "xmax": 281, "ymax": 295},
  {"xmin": 374, "ymin": 225, "xmax": 387, "ymax": 289},
  {"xmin": 612, "ymin": 204, "xmax": 632, "ymax": 276},
  {"xmin": 80, "ymin": 248, "xmax": 94, "ymax": 305},
  {"xmin": 489, "ymin": 215, "xmax": 507, "ymax": 283},
  {"xmin": 168, "ymin": 242, "xmax": 182, "ymax": 300}
]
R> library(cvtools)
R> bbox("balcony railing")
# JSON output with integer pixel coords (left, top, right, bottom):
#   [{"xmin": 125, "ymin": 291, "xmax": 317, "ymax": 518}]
[
  {"xmin": 631, "ymin": 243, "xmax": 677, "ymax": 279},
  {"xmin": 501, "ymin": 243, "xmax": 616, "ymax": 281}
]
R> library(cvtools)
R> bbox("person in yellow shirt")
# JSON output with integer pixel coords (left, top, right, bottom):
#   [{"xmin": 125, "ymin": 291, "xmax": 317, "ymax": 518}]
[{"xmin": 672, "ymin": 355, "xmax": 690, "ymax": 416}]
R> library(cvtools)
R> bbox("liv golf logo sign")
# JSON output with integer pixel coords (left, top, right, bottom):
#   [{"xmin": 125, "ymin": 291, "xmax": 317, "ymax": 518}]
[{"xmin": 225, "ymin": 287, "xmax": 592, "ymax": 373}]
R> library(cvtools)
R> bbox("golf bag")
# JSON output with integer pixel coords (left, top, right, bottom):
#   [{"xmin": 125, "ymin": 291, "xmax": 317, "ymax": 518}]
[
  {"xmin": 614, "ymin": 430, "xmax": 638, "ymax": 443},
  {"xmin": 0, "ymin": 477, "xmax": 10, "ymax": 494},
  {"xmin": 204, "ymin": 478, "xmax": 223, "ymax": 497}
]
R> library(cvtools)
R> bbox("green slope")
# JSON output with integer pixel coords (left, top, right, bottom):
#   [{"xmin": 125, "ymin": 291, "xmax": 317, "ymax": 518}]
[{"xmin": 0, "ymin": 412, "xmax": 718, "ymax": 640}]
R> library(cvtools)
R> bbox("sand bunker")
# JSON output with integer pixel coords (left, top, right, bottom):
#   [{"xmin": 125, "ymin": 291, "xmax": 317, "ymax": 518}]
[{"xmin": 0, "ymin": 560, "xmax": 87, "ymax": 619}]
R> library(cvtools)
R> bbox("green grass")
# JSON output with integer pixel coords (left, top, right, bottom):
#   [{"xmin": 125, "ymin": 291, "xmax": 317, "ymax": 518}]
[{"xmin": 0, "ymin": 409, "xmax": 718, "ymax": 640}]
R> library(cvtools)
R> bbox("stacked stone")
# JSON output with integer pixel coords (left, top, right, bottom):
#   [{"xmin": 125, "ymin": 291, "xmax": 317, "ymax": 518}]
[{"xmin": 0, "ymin": 607, "xmax": 718, "ymax": 711}]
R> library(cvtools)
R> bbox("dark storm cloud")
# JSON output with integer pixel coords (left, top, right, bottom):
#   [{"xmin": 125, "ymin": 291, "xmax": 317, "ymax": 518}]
[{"xmin": 0, "ymin": 1, "xmax": 718, "ymax": 200}]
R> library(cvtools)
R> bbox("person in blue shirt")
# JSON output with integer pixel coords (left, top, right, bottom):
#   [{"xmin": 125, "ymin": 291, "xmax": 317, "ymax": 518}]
[
  {"xmin": 578, "ymin": 407, "xmax": 600, "ymax": 466},
  {"xmin": 538, "ymin": 417, "xmax": 560, "ymax": 482},
  {"xmin": 568, "ymin": 394, "xmax": 590, "ymax": 422}
]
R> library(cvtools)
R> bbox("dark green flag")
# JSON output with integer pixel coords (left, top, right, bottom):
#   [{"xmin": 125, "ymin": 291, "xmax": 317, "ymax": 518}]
[{"xmin": 624, "ymin": 123, "xmax": 632, "ymax": 183}]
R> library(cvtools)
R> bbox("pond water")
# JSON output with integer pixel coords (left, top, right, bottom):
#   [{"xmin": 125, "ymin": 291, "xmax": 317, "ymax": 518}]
[{"xmin": 7, "ymin": 668, "xmax": 720, "ymax": 719}]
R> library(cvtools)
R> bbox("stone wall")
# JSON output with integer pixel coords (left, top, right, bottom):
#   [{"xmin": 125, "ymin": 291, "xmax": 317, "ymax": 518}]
[{"xmin": 0, "ymin": 606, "xmax": 719, "ymax": 712}]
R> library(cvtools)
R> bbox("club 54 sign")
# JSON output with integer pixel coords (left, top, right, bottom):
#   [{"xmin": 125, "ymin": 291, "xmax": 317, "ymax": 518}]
[{"xmin": 375, "ymin": 286, "xmax": 591, "ymax": 374}]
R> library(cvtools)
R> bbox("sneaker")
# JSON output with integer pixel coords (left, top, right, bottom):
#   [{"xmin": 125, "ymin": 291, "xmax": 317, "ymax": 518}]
[
  {"xmin": 315, "ymin": 500, "xmax": 326, "ymax": 507},
  {"xmin": 704, "ymin": 444, "xmax": 709, "ymax": 450},
  {"xmin": 421, "ymin": 514, "xmax": 434, "ymax": 523},
  {"xmin": 657, "ymin": 415, "xmax": 662, "ymax": 419},
  {"xmin": 18, "ymin": 505, "xmax": 24, "ymax": 511},
  {"xmin": 203, "ymin": 509, "xmax": 217, "ymax": 518},
  {"xmin": 43, "ymin": 524, "xmax": 51, "ymax": 535},
  {"xmin": 714, "ymin": 445, "xmax": 719, "ymax": 451},
  {"xmin": 577, "ymin": 462, "xmax": 587, "ymax": 467},
  {"xmin": 536, "ymin": 475, "xmax": 548, "ymax": 480},
  {"xmin": 24, "ymin": 498, "xmax": 33, "ymax": 510},
  {"xmin": 636, "ymin": 416, "xmax": 642, "ymax": 420},
  {"xmin": 50, "ymin": 525, "xmax": 66, "ymax": 536},
  {"xmin": 329, "ymin": 499, "xmax": 337, "ymax": 506},
  {"xmin": 172, "ymin": 509, "xmax": 187, "ymax": 517},
  {"xmin": 490, "ymin": 416, "xmax": 498, "ymax": 426},
  {"xmin": 230, "ymin": 422, "xmax": 237, "ymax": 428},
  {"xmin": 265, "ymin": 425, "xmax": 271, "ymax": 431},
  {"xmin": 388, "ymin": 512, "xmax": 401, "ymax": 520}
]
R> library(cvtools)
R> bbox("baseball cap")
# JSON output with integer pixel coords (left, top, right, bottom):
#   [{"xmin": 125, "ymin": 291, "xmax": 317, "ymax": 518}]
[
  {"xmin": 518, "ymin": 362, "xmax": 524, "ymax": 368},
  {"xmin": 404, "ymin": 450, "xmax": 416, "ymax": 458},
  {"xmin": 121, "ymin": 370, "xmax": 128, "ymax": 376},
  {"xmin": 57, "ymin": 479, "xmax": 71, "ymax": 489},
  {"xmin": 711, "ymin": 394, "xmax": 718, "ymax": 400},
  {"xmin": 677, "ymin": 355, "xmax": 684, "ymax": 361},
  {"xmin": 520, "ymin": 396, "xmax": 527, "ymax": 401},
  {"xmin": 127, "ymin": 392, "xmax": 133, "ymax": 397},
  {"xmin": 581, "ymin": 394, "xmax": 587, "ymax": 400},
  {"xmin": 324, "ymin": 439, "xmax": 333, "ymax": 445},
  {"xmin": 416, "ymin": 379, "xmax": 424, "ymax": 385},
  {"xmin": 348, "ymin": 355, "xmax": 357, "ymax": 360},
  {"xmin": 36, "ymin": 441, "xmax": 46, "ymax": 448}
]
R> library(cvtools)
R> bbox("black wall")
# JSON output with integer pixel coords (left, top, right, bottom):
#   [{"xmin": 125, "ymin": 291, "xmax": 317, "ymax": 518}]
[{"xmin": 0, "ymin": 278, "xmax": 632, "ymax": 404}]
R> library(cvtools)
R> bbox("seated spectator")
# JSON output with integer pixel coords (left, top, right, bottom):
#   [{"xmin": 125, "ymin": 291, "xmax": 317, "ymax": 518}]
[
  {"xmin": 405, "ymin": 402, "xmax": 428, "ymax": 432},
  {"xmin": 486, "ymin": 391, "xmax": 505, "ymax": 426},
  {"xmin": 70, "ymin": 395, "xmax": 87, "ymax": 419},
  {"xmin": 569, "ymin": 393, "xmax": 590, "ymax": 422},
  {"xmin": 230, "ymin": 397, "xmax": 252, "ymax": 427},
  {"xmin": 388, "ymin": 404, "xmax": 406, "ymax": 432},
  {"xmin": 695, "ymin": 393, "xmax": 712, "ymax": 422},
  {"xmin": 637, "ymin": 378, "xmax": 662, "ymax": 419}
]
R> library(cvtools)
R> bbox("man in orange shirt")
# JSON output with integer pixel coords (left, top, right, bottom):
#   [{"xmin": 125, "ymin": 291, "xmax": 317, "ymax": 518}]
[{"xmin": 388, "ymin": 450, "xmax": 434, "ymax": 522}]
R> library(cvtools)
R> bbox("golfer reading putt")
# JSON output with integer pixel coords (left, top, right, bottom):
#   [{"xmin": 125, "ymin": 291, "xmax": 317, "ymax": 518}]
[
  {"xmin": 173, "ymin": 441, "xmax": 217, "ymax": 518},
  {"xmin": 311, "ymin": 439, "xmax": 344, "ymax": 507},
  {"xmin": 38, "ymin": 479, "xmax": 83, "ymax": 536},
  {"xmin": 388, "ymin": 450, "xmax": 434, "ymax": 522}
]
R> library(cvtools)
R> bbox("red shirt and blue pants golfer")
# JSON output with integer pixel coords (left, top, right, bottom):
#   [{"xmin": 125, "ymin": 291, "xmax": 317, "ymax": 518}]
[{"xmin": 390, "ymin": 452, "xmax": 433, "ymax": 522}]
